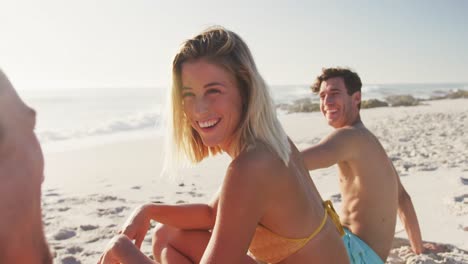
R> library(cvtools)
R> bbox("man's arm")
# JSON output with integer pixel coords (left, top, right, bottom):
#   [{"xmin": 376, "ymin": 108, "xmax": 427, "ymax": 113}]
[
  {"xmin": 393, "ymin": 164, "xmax": 423, "ymax": 254},
  {"xmin": 301, "ymin": 128, "xmax": 358, "ymax": 170}
]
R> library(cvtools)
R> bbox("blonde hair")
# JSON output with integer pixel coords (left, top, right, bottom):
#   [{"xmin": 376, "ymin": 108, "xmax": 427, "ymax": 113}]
[{"xmin": 163, "ymin": 26, "xmax": 290, "ymax": 176}]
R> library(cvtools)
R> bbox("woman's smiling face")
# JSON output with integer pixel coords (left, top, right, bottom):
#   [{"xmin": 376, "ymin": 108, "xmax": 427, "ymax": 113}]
[{"xmin": 181, "ymin": 59, "xmax": 243, "ymax": 155}]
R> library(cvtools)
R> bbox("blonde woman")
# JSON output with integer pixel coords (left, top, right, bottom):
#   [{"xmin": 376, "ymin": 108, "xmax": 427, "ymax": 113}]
[{"xmin": 99, "ymin": 27, "xmax": 349, "ymax": 264}]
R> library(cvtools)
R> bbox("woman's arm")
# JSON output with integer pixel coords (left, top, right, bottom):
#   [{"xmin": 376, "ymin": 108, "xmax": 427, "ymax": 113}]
[
  {"xmin": 144, "ymin": 203, "xmax": 216, "ymax": 230},
  {"xmin": 200, "ymin": 150, "xmax": 273, "ymax": 264},
  {"xmin": 120, "ymin": 200, "xmax": 218, "ymax": 249}
]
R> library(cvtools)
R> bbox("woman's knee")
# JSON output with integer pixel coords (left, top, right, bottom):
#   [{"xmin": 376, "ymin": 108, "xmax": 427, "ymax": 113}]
[
  {"xmin": 152, "ymin": 225, "xmax": 211, "ymax": 263},
  {"xmin": 152, "ymin": 224, "xmax": 176, "ymax": 261}
]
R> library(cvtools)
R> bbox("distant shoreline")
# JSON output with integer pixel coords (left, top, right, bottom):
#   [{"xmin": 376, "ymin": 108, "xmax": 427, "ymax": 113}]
[{"xmin": 278, "ymin": 89, "xmax": 468, "ymax": 114}]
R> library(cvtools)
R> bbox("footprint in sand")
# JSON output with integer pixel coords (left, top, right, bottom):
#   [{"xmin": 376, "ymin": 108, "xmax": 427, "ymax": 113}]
[
  {"xmin": 402, "ymin": 162, "xmax": 415, "ymax": 171},
  {"xmin": 54, "ymin": 229, "xmax": 76, "ymax": 240},
  {"xmin": 446, "ymin": 193, "xmax": 468, "ymax": 216},
  {"xmin": 45, "ymin": 215, "xmax": 55, "ymax": 221},
  {"xmin": 188, "ymin": 191, "xmax": 204, "ymax": 198},
  {"xmin": 90, "ymin": 194, "xmax": 124, "ymax": 203},
  {"xmin": 417, "ymin": 163, "xmax": 438, "ymax": 171},
  {"xmin": 57, "ymin": 207, "xmax": 70, "ymax": 212},
  {"xmin": 85, "ymin": 237, "xmax": 101, "ymax": 244},
  {"xmin": 329, "ymin": 193, "xmax": 342, "ymax": 203},
  {"xmin": 151, "ymin": 196, "xmax": 165, "ymax": 203},
  {"xmin": 66, "ymin": 246, "xmax": 84, "ymax": 254},
  {"xmin": 307, "ymin": 137, "xmax": 321, "ymax": 145},
  {"xmin": 80, "ymin": 224, "xmax": 99, "ymax": 231},
  {"xmin": 460, "ymin": 176, "xmax": 468, "ymax": 185},
  {"xmin": 53, "ymin": 245, "xmax": 66, "ymax": 250},
  {"xmin": 45, "ymin": 192, "xmax": 60, "ymax": 197},
  {"xmin": 60, "ymin": 256, "xmax": 81, "ymax": 264},
  {"xmin": 56, "ymin": 197, "xmax": 80, "ymax": 204},
  {"xmin": 81, "ymin": 250, "xmax": 101, "ymax": 257},
  {"xmin": 96, "ymin": 206, "xmax": 128, "ymax": 216},
  {"xmin": 453, "ymin": 194, "xmax": 467, "ymax": 203},
  {"xmin": 419, "ymin": 166, "xmax": 439, "ymax": 171}
]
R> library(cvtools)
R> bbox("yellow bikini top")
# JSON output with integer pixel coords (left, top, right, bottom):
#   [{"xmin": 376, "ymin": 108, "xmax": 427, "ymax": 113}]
[{"xmin": 248, "ymin": 200, "xmax": 345, "ymax": 263}]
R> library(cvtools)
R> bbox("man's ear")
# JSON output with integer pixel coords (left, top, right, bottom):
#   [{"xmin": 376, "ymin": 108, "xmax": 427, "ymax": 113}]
[{"xmin": 352, "ymin": 91, "xmax": 361, "ymax": 107}]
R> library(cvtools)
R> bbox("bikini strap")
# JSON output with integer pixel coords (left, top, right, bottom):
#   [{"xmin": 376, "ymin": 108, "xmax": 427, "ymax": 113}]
[{"xmin": 323, "ymin": 200, "xmax": 345, "ymax": 237}]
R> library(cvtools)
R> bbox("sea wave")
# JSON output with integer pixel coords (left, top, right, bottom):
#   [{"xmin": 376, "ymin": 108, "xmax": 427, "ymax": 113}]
[
  {"xmin": 271, "ymin": 85, "xmax": 315, "ymax": 104},
  {"xmin": 37, "ymin": 112, "xmax": 161, "ymax": 143},
  {"xmin": 362, "ymin": 85, "xmax": 381, "ymax": 92}
]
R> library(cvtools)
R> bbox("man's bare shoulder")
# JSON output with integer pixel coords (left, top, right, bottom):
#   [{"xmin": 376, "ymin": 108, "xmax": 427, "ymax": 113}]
[
  {"xmin": 323, "ymin": 125, "xmax": 369, "ymax": 145},
  {"xmin": 316, "ymin": 123, "xmax": 382, "ymax": 164},
  {"xmin": 339, "ymin": 121, "xmax": 376, "ymax": 138}
]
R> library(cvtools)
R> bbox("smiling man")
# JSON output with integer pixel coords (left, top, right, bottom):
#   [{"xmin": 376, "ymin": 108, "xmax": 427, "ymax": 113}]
[
  {"xmin": 301, "ymin": 67, "xmax": 423, "ymax": 263},
  {"xmin": 0, "ymin": 69, "xmax": 52, "ymax": 263}
]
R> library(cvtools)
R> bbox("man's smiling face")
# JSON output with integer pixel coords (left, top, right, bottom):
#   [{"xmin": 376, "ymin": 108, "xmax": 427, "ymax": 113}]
[{"xmin": 319, "ymin": 77, "xmax": 361, "ymax": 128}]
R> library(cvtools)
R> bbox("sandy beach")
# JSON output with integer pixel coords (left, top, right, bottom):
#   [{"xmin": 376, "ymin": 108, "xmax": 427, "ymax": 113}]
[{"xmin": 42, "ymin": 98, "xmax": 468, "ymax": 264}]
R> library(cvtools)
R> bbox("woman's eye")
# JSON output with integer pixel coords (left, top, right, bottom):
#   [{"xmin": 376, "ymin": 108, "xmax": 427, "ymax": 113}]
[
  {"xmin": 206, "ymin": 89, "xmax": 221, "ymax": 95},
  {"xmin": 182, "ymin": 92, "xmax": 195, "ymax": 98}
]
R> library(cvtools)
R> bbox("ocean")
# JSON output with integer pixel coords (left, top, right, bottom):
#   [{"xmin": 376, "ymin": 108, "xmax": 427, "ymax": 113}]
[{"xmin": 20, "ymin": 83, "xmax": 467, "ymax": 151}]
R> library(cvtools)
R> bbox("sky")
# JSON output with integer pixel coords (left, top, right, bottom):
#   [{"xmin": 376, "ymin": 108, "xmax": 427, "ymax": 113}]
[{"xmin": 1, "ymin": 0, "xmax": 467, "ymax": 90}]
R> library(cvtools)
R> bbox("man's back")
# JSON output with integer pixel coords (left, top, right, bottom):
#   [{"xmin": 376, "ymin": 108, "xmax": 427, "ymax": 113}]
[{"xmin": 336, "ymin": 123, "xmax": 398, "ymax": 260}]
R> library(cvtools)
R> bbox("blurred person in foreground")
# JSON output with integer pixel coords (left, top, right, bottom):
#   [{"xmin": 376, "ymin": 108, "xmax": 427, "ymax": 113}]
[{"xmin": 0, "ymin": 69, "xmax": 52, "ymax": 263}]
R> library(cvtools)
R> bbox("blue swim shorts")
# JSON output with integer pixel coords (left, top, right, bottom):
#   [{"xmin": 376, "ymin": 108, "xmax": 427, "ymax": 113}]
[{"xmin": 342, "ymin": 228, "xmax": 384, "ymax": 264}]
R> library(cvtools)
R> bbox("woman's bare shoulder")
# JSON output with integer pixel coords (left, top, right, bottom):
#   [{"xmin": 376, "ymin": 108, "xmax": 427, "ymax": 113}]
[
  {"xmin": 234, "ymin": 142, "xmax": 285, "ymax": 170},
  {"xmin": 225, "ymin": 142, "xmax": 287, "ymax": 189},
  {"xmin": 217, "ymin": 143, "xmax": 287, "ymax": 220}
]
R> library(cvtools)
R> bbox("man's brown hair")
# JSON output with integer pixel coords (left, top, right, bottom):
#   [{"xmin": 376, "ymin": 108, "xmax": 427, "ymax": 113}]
[{"xmin": 311, "ymin": 67, "xmax": 362, "ymax": 95}]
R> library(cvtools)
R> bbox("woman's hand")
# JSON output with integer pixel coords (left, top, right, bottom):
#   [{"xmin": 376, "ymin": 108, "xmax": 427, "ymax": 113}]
[{"xmin": 119, "ymin": 204, "xmax": 152, "ymax": 249}]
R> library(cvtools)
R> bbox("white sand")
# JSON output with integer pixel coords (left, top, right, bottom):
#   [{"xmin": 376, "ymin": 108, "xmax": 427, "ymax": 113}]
[{"xmin": 42, "ymin": 99, "xmax": 468, "ymax": 264}]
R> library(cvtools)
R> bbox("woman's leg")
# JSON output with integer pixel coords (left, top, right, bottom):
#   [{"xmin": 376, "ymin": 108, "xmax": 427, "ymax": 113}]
[
  {"xmin": 152, "ymin": 224, "xmax": 211, "ymax": 264},
  {"xmin": 160, "ymin": 245, "xmax": 192, "ymax": 264}
]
